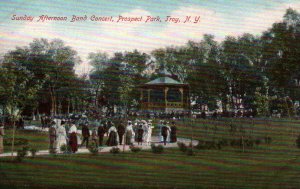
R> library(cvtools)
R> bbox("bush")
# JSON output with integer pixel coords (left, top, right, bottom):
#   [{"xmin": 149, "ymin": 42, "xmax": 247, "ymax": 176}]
[
  {"xmin": 218, "ymin": 139, "xmax": 229, "ymax": 147},
  {"xmin": 177, "ymin": 142, "xmax": 187, "ymax": 152},
  {"xmin": 15, "ymin": 146, "xmax": 28, "ymax": 162},
  {"xmin": 264, "ymin": 136, "xmax": 272, "ymax": 144},
  {"xmin": 60, "ymin": 144, "xmax": 71, "ymax": 154},
  {"xmin": 110, "ymin": 147, "xmax": 120, "ymax": 154},
  {"xmin": 130, "ymin": 145, "xmax": 141, "ymax": 153},
  {"xmin": 186, "ymin": 148, "xmax": 195, "ymax": 156},
  {"xmin": 88, "ymin": 144, "xmax": 100, "ymax": 155},
  {"xmin": 151, "ymin": 144, "xmax": 164, "ymax": 154},
  {"xmin": 255, "ymin": 138, "xmax": 261, "ymax": 146},
  {"xmin": 4, "ymin": 138, "xmax": 29, "ymax": 146},
  {"xmin": 49, "ymin": 148, "xmax": 57, "ymax": 155},
  {"xmin": 29, "ymin": 147, "xmax": 38, "ymax": 158},
  {"xmin": 296, "ymin": 135, "xmax": 300, "ymax": 148},
  {"xmin": 196, "ymin": 140, "xmax": 219, "ymax": 150}
]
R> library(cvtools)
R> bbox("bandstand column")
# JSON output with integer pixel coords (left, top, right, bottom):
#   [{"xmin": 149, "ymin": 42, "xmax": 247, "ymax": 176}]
[
  {"xmin": 179, "ymin": 88, "xmax": 184, "ymax": 107},
  {"xmin": 164, "ymin": 87, "xmax": 169, "ymax": 111},
  {"xmin": 148, "ymin": 89, "xmax": 151, "ymax": 104}
]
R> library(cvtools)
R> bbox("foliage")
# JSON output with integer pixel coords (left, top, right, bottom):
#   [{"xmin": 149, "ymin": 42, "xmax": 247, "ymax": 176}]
[
  {"xmin": 88, "ymin": 144, "xmax": 100, "ymax": 155},
  {"xmin": 177, "ymin": 142, "xmax": 188, "ymax": 152},
  {"xmin": 186, "ymin": 148, "xmax": 195, "ymax": 156},
  {"xmin": 15, "ymin": 146, "xmax": 29, "ymax": 162},
  {"xmin": 4, "ymin": 138, "xmax": 29, "ymax": 146},
  {"xmin": 49, "ymin": 148, "xmax": 57, "ymax": 155},
  {"xmin": 129, "ymin": 145, "xmax": 142, "ymax": 153},
  {"xmin": 264, "ymin": 136, "xmax": 272, "ymax": 144},
  {"xmin": 109, "ymin": 147, "xmax": 120, "ymax": 154},
  {"xmin": 1, "ymin": 8, "xmax": 300, "ymax": 117},
  {"xmin": 60, "ymin": 144, "xmax": 71, "ymax": 154},
  {"xmin": 151, "ymin": 144, "xmax": 164, "ymax": 154},
  {"xmin": 296, "ymin": 135, "xmax": 300, "ymax": 149},
  {"xmin": 196, "ymin": 140, "xmax": 220, "ymax": 150},
  {"xmin": 29, "ymin": 147, "xmax": 38, "ymax": 158}
]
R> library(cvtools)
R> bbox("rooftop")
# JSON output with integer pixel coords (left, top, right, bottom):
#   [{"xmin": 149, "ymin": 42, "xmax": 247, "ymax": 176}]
[{"xmin": 145, "ymin": 76, "xmax": 184, "ymax": 85}]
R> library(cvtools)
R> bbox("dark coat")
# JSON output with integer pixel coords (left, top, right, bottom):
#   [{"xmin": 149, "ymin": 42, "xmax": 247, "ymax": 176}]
[
  {"xmin": 117, "ymin": 124, "xmax": 126, "ymax": 136},
  {"xmin": 170, "ymin": 126, "xmax": 177, "ymax": 143},
  {"xmin": 69, "ymin": 132, "xmax": 78, "ymax": 152},
  {"xmin": 82, "ymin": 125, "xmax": 90, "ymax": 137},
  {"xmin": 106, "ymin": 131, "xmax": 118, "ymax": 146},
  {"xmin": 161, "ymin": 126, "xmax": 168, "ymax": 137},
  {"xmin": 137, "ymin": 127, "xmax": 144, "ymax": 142},
  {"xmin": 98, "ymin": 126, "xmax": 106, "ymax": 136}
]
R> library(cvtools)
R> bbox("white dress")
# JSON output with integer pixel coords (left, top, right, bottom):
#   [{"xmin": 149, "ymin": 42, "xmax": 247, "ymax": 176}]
[
  {"xmin": 158, "ymin": 124, "xmax": 164, "ymax": 142},
  {"xmin": 145, "ymin": 125, "xmax": 154, "ymax": 145},
  {"xmin": 142, "ymin": 123, "xmax": 148, "ymax": 142},
  {"xmin": 166, "ymin": 126, "xmax": 171, "ymax": 142},
  {"xmin": 126, "ymin": 124, "xmax": 135, "ymax": 143},
  {"xmin": 56, "ymin": 125, "xmax": 67, "ymax": 151}
]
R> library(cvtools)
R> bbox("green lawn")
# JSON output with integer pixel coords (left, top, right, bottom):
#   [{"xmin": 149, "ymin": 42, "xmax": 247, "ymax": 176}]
[
  {"xmin": 3, "ymin": 129, "xmax": 49, "ymax": 153},
  {"xmin": 1, "ymin": 148, "xmax": 300, "ymax": 189},
  {"xmin": 1, "ymin": 118, "xmax": 300, "ymax": 188}
]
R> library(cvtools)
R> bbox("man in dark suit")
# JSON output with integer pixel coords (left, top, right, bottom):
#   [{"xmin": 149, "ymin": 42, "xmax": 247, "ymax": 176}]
[
  {"xmin": 161, "ymin": 121, "xmax": 169, "ymax": 145},
  {"xmin": 81, "ymin": 124, "xmax": 90, "ymax": 148},
  {"xmin": 98, "ymin": 123, "xmax": 106, "ymax": 146},
  {"xmin": 117, "ymin": 122, "xmax": 126, "ymax": 145}
]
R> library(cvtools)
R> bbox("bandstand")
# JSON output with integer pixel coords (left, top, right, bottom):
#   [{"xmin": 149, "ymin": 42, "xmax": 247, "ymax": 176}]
[{"xmin": 139, "ymin": 69, "xmax": 190, "ymax": 113}]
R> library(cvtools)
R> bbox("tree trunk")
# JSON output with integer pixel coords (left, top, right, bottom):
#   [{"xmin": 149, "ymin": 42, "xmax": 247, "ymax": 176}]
[
  {"xmin": 67, "ymin": 98, "xmax": 70, "ymax": 115},
  {"xmin": 11, "ymin": 119, "xmax": 16, "ymax": 160}
]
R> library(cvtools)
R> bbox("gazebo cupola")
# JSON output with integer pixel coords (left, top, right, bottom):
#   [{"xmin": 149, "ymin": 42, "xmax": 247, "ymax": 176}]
[{"xmin": 139, "ymin": 67, "xmax": 190, "ymax": 113}]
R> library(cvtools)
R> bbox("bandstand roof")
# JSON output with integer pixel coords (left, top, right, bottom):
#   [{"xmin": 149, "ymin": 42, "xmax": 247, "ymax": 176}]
[
  {"xmin": 145, "ymin": 76, "xmax": 183, "ymax": 85},
  {"xmin": 143, "ymin": 67, "xmax": 188, "ymax": 86}
]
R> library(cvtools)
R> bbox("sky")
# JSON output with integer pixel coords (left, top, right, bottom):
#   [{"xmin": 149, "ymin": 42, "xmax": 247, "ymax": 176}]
[{"xmin": 0, "ymin": 0, "xmax": 300, "ymax": 75}]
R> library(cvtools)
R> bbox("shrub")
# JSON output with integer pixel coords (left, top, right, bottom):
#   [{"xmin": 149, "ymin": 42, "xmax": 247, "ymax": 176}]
[
  {"xmin": 88, "ymin": 144, "xmax": 100, "ymax": 155},
  {"xmin": 15, "ymin": 146, "xmax": 28, "ymax": 162},
  {"xmin": 129, "ymin": 145, "xmax": 141, "ymax": 153},
  {"xmin": 186, "ymin": 148, "xmax": 195, "ymax": 156},
  {"xmin": 195, "ymin": 140, "xmax": 206, "ymax": 150},
  {"xmin": 49, "ymin": 148, "xmax": 57, "ymax": 155},
  {"xmin": 151, "ymin": 144, "xmax": 164, "ymax": 154},
  {"xmin": 29, "ymin": 147, "xmax": 38, "ymax": 158},
  {"xmin": 60, "ymin": 144, "xmax": 71, "ymax": 154},
  {"xmin": 177, "ymin": 142, "xmax": 187, "ymax": 152},
  {"xmin": 255, "ymin": 138, "xmax": 261, "ymax": 146},
  {"xmin": 264, "ymin": 136, "xmax": 272, "ymax": 144},
  {"xmin": 218, "ymin": 139, "xmax": 229, "ymax": 147},
  {"xmin": 296, "ymin": 135, "xmax": 300, "ymax": 148},
  {"xmin": 110, "ymin": 147, "xmax": 120, "ymax": 154},
  {"xmin": 22, "ymin": 145, "xmax": 30, "ymax": 152}
]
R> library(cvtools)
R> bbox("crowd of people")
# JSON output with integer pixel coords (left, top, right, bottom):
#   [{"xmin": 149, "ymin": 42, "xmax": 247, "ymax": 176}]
[{"xmin": 48, "ymin": 118, "xmax": 178, "ymax": 153}]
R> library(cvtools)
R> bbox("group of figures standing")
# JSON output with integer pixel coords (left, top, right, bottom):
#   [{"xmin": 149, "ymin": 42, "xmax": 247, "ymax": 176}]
[
  {"xmin": 49, "ymin": 119, "xmax": 79, "ymax": 153},
  {"xmin": 48, "ymin": 118, "xmax": 178, "ymax": 153}
]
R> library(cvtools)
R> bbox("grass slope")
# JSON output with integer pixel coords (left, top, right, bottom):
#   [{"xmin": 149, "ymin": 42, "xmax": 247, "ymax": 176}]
[{"xmin": 1, "ymin": 118, "xmax": 300, "ymax": 188}]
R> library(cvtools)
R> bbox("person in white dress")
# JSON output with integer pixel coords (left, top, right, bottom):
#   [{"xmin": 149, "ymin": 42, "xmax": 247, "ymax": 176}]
[
  {"xmin": 145, "ymin": 121, "xmax": 154, "ymax": 145},
  {"xmin": 125, "ymin": 121, "xmax": 135, "ymax": 145},
  {"xmin": 141, "ymin": 120, "xmax": 148, "ymax": 142},
  {"xmin": 166, "ymin": 121, "xmax": 171, "ymax": 143},
  {"xmin": 157, "ymin": 120, "xmax": 164, "ymax": 142},
  {"xmin": 56, "ymin": 120, "xmax": 67, "ymax": 152}
]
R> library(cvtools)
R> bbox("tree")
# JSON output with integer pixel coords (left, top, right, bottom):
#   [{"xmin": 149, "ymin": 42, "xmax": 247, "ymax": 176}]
[{"xmin": 3, "ymin": 38, "xmax": 81, "ymax": 116}]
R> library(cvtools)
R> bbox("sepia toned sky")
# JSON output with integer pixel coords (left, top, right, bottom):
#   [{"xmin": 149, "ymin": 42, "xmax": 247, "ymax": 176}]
[{"xmin": 0, "ymin": 0, "xmax": 300, "ymax": 74}]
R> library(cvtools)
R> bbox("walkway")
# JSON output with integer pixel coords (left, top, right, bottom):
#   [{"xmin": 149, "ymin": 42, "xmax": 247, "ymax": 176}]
[{"xmin": 0, "ymin": 136, "xmax": 198, "ymax": 157}]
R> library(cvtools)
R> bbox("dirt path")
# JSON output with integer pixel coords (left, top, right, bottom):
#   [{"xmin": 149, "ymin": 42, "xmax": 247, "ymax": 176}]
[{"xmin": 0, "ymin": 136, "xmax": 197, "ymax": 157}]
